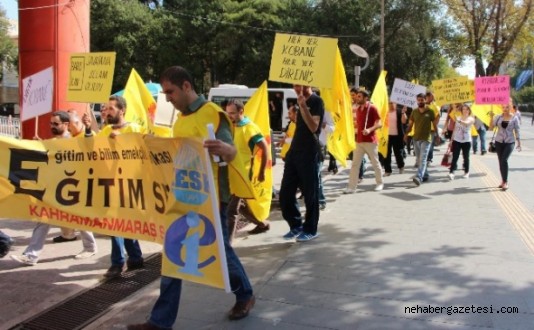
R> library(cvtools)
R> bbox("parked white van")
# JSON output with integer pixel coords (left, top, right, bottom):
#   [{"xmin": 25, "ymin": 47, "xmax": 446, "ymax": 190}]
[{"xmin": 207, "ymin": 84, "xmax": 297, "ymax": 131}]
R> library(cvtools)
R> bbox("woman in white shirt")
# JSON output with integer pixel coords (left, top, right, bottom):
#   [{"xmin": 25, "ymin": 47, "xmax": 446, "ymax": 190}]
[{"xmin": 448, "ymin": 104, "xmax": 475, "ymax": 180}]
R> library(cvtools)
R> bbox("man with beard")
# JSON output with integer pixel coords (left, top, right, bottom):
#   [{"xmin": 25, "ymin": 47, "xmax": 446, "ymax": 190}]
[
  {"xmin": 344, "ymin": 89, "xmax": 384, "ymax": 193},
  {"xmin": 11, "ymin": 112, "xmax": 96, "ymax": 265},
  {"xmin": 404, "ymin": 93, "xmax": 441, "ymax": 186},
  {"xmin": 83, "ymin": 95, "xmax": 145, "ymax": 278},
  {"xmin": 127, "ymin": 66, "xmax": 255, "ymax": 330}
]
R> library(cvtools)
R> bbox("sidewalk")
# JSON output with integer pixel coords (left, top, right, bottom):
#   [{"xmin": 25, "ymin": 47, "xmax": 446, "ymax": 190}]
[{"xmin": 3, "ymin": 124, "xmax": 534, "ymax": 329}]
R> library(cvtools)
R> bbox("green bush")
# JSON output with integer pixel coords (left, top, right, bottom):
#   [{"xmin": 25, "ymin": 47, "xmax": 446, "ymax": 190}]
[{"xmin": 513, "ymin": 86, "xmax": 534, "ymax": 106}]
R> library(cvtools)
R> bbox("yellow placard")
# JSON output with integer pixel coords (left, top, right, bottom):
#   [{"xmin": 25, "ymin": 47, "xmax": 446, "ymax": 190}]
[
  {"xmin": 269, "ymin": 33, "xmax": 338, "ymax": 88},
  {"xmin": 67, "ymin": 52, "xmax": 116, "ymax": 103},
  {"xmin": 431, "ymin": 76, "xmax": 475, "ymax": 104},
  {"xmin": 0, "ymin": 134, "xmax": 229, "ymax": 291}
]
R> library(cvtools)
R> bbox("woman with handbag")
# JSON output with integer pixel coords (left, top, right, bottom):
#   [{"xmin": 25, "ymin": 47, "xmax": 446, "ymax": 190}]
[
  {"xmin": 489, "ymin": 104, "xmax": 521, "ymax": 190},
  {"xmin": 447, "ymin": 104, "xmax": 475, "ymax": 180}
]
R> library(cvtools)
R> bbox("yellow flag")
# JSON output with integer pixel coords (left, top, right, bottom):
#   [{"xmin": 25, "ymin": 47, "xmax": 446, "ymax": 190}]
[
  {"xmin": 371, "ymin": 71, "xmax": 389, "ymax": 158},
  {"xmin": 123, "ymin": 68, "xmax": 157, "ymax": 134},
  {"xmin": 243, "ymin": 81, "xmax": 272, "ymax": 221},
  {"xmin": 319, "ymin": 47, "xmax": 355, "ymax": 167},
  {"xmin": 471, "ymin": 103, "xmax": 502, "ymax": 127}
]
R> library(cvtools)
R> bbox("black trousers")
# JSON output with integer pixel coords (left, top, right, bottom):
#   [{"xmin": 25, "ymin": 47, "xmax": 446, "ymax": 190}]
[{"xmin": 279, "ymin": 149, "xmax": 320, "ymax": 235}]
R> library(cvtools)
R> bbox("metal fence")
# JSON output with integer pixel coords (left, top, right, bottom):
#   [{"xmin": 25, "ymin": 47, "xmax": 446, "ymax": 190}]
[{"xmin": 0, "ymin": 115, "xmax": 21, "ymax": 139}]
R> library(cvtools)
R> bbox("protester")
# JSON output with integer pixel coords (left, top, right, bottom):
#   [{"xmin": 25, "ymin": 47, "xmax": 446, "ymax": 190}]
[
  {"xmin": 489, "ymin": 104, "xmax": 521, "ymax": 190},
  {"xmin": 279, "ymin": 104, "xmax": 297, "ymax": 160},
  {"xmin": 225, "ymin": 99, "xmax": 270, "ymax": 242},
  {"xmin": 11, "ymin": 111, "xmax": 98, "ymax": 265},
  {"xmin": 404, "ymin": 94, "xmax": 440, "ymax": 186},
  {"xmin": 279, "ymin": 85, "xmax": 324, "ymax": 242},
  {"xmin": 344, "ymin": 88, "xmax": 383, "ymax": 193},
  {"xmin": 447, "ymin": 104, "xmax": 475, "ymax": 180},
  {"xmin": 472, "ymin": 116, "xmax": 487, "ymax": 155},
  {"xmin": 83, "ymin": 96, "xmax": 145, "ymax": 277},
  {"xmin": 127, "ymin": 66, "xmax": 255, "ymax": 330},
  {"xmin": 383, "ymin": 102, "xmax": 407, "ymax": 176},
  {"xmin": 425, "ymin": 91, "xmax": 440, "ymax": 164}
]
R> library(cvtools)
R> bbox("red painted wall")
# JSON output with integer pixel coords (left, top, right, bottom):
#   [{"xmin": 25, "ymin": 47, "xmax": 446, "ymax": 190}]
[{"xmin": 19, "ymin": 0, "xmax": 90, "ymax": 139}]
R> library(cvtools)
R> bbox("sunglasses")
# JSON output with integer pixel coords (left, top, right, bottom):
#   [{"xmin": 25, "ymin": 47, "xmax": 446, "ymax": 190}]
[{"xmin": 50, "ymin": 121, "xmax": 64, "ymax": 126}]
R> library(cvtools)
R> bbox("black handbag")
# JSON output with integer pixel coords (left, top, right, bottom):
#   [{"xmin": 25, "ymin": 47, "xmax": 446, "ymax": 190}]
[
  {"xmin": 488, "ymin": 140, "xmax": 496, "ymax": 153},
  {"xmin": 488, "ymin": 116, "xmax": 500, "ymax": 153}
]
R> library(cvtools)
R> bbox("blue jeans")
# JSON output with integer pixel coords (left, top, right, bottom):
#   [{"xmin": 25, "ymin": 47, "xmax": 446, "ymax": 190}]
[
  {"xmin": 318, "ymin": 161, "xmax": 325, "ymax": 206},
  {"xmin": 147, "ymin": 203, "xmax": 253, "ymax": 329},
  {"xmin": 472, "ymin": 128, "xmax": 487, "ymax": 153},
  {"xmin": 413, "ymin": 140, "xmax": 432, "ymax": 181},
  {"xmin": 110, "ymin": 237, "xmax": 143, "ymax": 266}
]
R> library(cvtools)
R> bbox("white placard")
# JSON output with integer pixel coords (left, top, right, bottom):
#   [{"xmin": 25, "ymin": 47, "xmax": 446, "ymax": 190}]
[
  {"xmin": 21, "ymin": 67, "xmax": 54, "ymax": 121},
  {"xmin": 389, "ymin": 78, "xmax": 426, "ymax": 108},
  {"xmin": 154, "ymin": 93, "xmax": 178, "ymax": 127}
]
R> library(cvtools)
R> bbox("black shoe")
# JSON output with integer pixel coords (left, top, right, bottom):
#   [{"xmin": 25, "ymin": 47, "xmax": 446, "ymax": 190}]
[
  {"xmin": 127, "ymin": 258, "xmax": 144, "ymax": 270},
  {"xmin": 481, "ymin": 151, "xmax": 486, "ymax": 155},
  {"xmin": 53, "ymin": 235, "xmax": 77, "ymax": 243},
  {"xmin": 104, "ymin": 265, "xmax": 124, "ymax": 278},
  {"xmin": 319, "ymin": 203, "xmax": 326, "ymax": 211},
  {"xmin": 248, "ymin": 223, "xmax": 270, "ymax": 235}
]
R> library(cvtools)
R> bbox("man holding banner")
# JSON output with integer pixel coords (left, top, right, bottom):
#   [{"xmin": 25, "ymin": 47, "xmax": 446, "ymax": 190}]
[
  {"xmin": 84, "ymin": 95, "xmax": 145, "ymax": 278},
  {"xmin": 128, "ymin": 66, "xmax": 255, "ymax": 330}
]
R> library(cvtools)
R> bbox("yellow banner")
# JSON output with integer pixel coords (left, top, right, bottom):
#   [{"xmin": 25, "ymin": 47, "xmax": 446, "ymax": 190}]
[
  {"xmin": 0, "ymin": 134, "xmax": 229, "ymax": 291},
  {"xmin": 319, "ymin": 47, "xmax": 355, "ymax": 167},
  {"xmin": 269, "ymin": 33, "xmax": 338, "ymax": 88},
  {"xmin": 67, "ymin": 52, "xmax": 116, "ymax": 103},
  {"xmin": 431, "ymin": 76, "xmax": 474, "ymax": 104},
  {"xmin": 243, "ymin": 81, "xmax": 273, "ymax": 221},
  {"xmin": 371, "ymin": 71, "xmax": 389, "ymax": 158}
]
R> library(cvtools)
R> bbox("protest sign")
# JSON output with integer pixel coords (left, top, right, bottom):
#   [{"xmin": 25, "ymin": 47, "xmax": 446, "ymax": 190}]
[
  {"xmin": 269, "ymin": 33, "xmax": 337, "ymax": 88},
  {"xmin": 474, "ymin": 75, "xmax": 510, "ymax": 105},
  {"xmin": 67, "ymin": 52, "xmax": 116, "ymax": 103},
  {"xmin": 432, "ymin": 77, "xmax": 475, "ymax": 104},
  {"xmin": 21, "ymin": 67, "xmax": 54, "ymax": 121},
  {"xmin": 390, "ymin": 78, "xmax": 426, "ymax": 108}
]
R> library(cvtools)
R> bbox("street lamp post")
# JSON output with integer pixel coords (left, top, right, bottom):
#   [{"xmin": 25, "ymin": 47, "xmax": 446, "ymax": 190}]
[{"xmin": 349, "ymin": 44, "xmax": 369, "ymax": 88}]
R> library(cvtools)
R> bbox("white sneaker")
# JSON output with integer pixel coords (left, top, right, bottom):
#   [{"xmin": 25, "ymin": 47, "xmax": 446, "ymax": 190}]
[
  {"xmin": 343, "ymin": 188, "xmax": 356, "ymax": 194},
  {"xmin": 11, "ymin": 254, "xmax": 37, "ymax": 266},
  {"xmin": 463, "ymin": 173, "xmax": 470, "ymax": 179},
  {"xmin": 74, "ymin": 250, "xmax": 97, "ymax": 259},
  {"xmin": 448, "ymin": 173, "xmax": 455, "ymax": 180},
  {"xmin": 374, "ymin": 184, "xmax": 384, "ymax": 191}
]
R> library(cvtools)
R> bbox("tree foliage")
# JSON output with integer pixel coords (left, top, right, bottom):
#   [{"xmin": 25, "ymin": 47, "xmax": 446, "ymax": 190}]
[
  {"xmin": 90, "ymin": 0, "xmax": 463, "ymax": 91},
  {"xmin": 443, "ymin": 0, "xmax": 533, "ymax": 77},
  {"xmin": 0, "ymin": 6, "xmax": 17, "ymax": 80}
]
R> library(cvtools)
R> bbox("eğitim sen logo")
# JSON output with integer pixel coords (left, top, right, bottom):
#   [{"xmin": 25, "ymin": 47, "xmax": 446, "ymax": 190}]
[
  {"xmin": 172, "ymin": 144, "xmax": 210, "ymax": 205},
  {"xmin": 164, "ymin": 211, "xmax": 216, "ymax": 276}
]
